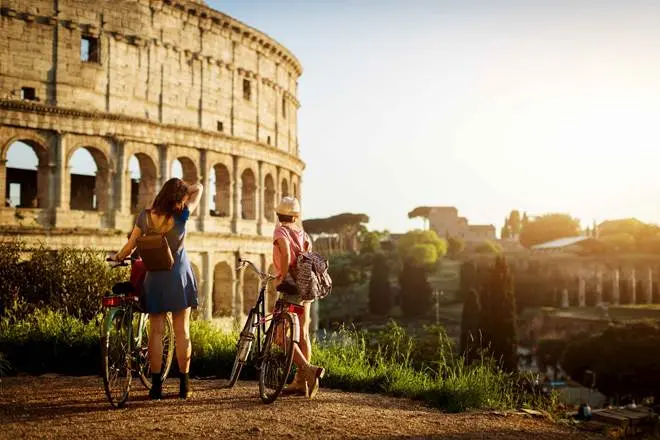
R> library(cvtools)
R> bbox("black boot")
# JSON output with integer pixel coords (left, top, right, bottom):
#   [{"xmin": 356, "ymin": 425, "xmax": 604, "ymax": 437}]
[
  {"xmin": 179, "ymin": 372, "xmax": 191, "ymax": 399},
  {"xmin": 149, "ymin": 373, "xmax": 163, "ymax": 400}
]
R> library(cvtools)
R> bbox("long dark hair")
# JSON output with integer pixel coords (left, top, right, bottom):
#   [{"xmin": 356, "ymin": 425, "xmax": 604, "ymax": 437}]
[{"xmin": 151, "ymin": 178, "xmax": 188, "ymax": 216}]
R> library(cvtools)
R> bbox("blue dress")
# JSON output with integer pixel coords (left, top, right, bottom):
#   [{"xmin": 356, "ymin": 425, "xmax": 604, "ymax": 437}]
[{"xmin": 136, "ymin": 207, "xmax": 198, "ymax": 313}]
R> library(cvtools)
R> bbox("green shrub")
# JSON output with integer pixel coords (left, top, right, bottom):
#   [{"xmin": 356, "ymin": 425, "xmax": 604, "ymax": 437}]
[{"xmin": 0, "ymin": 241, "xmax": 128, "ymax": 322}]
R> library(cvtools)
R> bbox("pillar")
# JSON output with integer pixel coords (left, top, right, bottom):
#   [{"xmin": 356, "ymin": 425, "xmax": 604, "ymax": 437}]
[
  {"xmin": 0, "ymin": 160, "xmax": 6, "ymax": 208},
  {"xmin": 561, "ymin": 288, "xmax": 569, "ymax": 308},
  {"xmin": 198, "ymin": 150, "xmax": 210, "ymax": 230},
  {"xmin": 630, "ymin": 267, "xmax": 637, "ymax": 305},
  {"xmin": 257, "ymin": 160, "xmax": 264, "ymax": 234},
  {"xmin": 596, "ymin": 269, "xmax": 603, "ymax": 306},
  {"xmin": 157, "ymin": 144, "xmax": 171, "ymax": 188},
  {"xmin": 578, "ymin": 276, "xmax": 586, "ymax": 307},
  {"xmin": 645, "ymin": 267, "xmax": 653, "ymax": 304},
  {"xmin": 612, "ymin": 269, "xmax": 620, "ymax": 305},
  {"xmin": 231, "ymin": 156, "xmax": 241, "ymax": 233}
]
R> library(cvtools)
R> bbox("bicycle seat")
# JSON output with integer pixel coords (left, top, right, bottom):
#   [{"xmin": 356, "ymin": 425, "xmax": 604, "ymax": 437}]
[{"xmin": 112, "ymin": 282, "xmax": 135, "ymax": 295}]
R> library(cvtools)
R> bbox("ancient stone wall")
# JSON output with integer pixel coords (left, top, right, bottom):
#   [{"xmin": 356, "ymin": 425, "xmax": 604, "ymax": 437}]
[{"xmin": 0, "ymin": 0, "xmax": 304, "ymax": 328}]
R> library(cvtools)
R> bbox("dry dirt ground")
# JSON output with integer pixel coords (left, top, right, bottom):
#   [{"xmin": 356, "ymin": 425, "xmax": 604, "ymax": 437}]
[{"xmin": 0, "ymin": 376, "xmax": 605, "ymax": 440}]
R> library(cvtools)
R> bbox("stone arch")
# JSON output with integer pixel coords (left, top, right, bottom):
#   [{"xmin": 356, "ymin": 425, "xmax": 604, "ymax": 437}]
[
  {"xmin": 210, "ymin": 163, "xmax": 231, "ymax": 217},
  {"xmin": 171, "ymin": 157, "xmax": 198, "ymax": 184},
  {"xmin": 264, "ymin": 173, "xmax": 275, "ymax": 222},
  {"xmin": 129, "ymin": 153, "xmax": 158, "ymax": 213},
  {"xmin": 241, "ymin": 168, "xmax": 257, "ymax": 220},
  {"xmin": 3, "ymin": 139, "xmax": 49, "ymax": 209},
  {"xmin": 213, "ymin": 262, "xmax": 233, "ymax": 317},
  {"xmin": 281, "ymin": 177, "xmax": 289, "ymax": 198},
  {"xmin": 243, "ymin": 265, "xmax": 260, "ymax": 314},
  {"xmin": 68, "ymin": 145, "xmax": 112, "ymax": 212}
]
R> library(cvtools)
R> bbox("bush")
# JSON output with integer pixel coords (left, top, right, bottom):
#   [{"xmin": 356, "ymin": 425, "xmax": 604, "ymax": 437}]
[
  {"xmin": 562, "ymin": 321, "xmax": 660, "ymax": 403},
  {"xmin": 0, "ymin": 241, "xmax": 128, "ymax": 322},
  {"xmin": 398, "ymin": 261, "xmax": 433, "ymax": 318},
  {"xmin": 475, "ymin": 240, "xmax": 501, "ymax": 254}
]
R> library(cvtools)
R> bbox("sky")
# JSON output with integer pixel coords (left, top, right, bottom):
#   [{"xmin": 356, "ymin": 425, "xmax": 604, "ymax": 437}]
[{"xmin": 9, "ymin": 0, "xmax": 660, "ymax": 233}]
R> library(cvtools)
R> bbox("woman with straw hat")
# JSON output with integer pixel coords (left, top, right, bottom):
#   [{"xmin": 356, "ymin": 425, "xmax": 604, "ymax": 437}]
[{"xmin": 272, "ymin": 196, "xmax": 325, "ymax": 398}]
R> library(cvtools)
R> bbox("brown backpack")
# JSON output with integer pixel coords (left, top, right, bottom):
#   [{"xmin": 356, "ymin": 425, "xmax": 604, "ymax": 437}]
[{"xmin": 136, "ymin": 210, "xmax": 182, "ymax": 272}]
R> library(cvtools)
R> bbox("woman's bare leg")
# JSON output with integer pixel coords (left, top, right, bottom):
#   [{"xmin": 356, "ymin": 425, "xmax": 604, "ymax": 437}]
[
  {"xmin": 172, "ymin": 307, "xmax": 192, "ymax": 373},
  {"xmin": 148, "ymin": 313, "xmax": 166, "ymax": 374}
]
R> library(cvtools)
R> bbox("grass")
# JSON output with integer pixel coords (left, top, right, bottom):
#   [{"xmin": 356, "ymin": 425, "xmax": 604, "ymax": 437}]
[{"xmin": 0, "ymin": 309, "xmax": 556, "ymax": 413}]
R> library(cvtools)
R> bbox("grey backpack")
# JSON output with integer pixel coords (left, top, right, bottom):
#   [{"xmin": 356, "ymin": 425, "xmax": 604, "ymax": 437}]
[{"xmin": 294, "ymin": 251, "xmax": 332, "ymax": 301}]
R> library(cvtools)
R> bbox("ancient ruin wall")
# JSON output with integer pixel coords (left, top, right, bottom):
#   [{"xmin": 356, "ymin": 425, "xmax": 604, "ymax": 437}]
[{"xmin": 0, "ymin": 0, "xmax": 304, "ymax": 326}]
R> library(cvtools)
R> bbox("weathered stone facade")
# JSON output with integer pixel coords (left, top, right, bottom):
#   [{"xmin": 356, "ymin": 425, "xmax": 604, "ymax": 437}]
[{"xmin": 0, "ymin": 0, "xmax": 303, "ymax": 328}]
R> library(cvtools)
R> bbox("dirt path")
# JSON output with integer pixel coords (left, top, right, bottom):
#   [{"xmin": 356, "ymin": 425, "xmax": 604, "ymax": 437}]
[{"xmin": 0, "ymin": 376, "xmax": 604, "ymax": 439}]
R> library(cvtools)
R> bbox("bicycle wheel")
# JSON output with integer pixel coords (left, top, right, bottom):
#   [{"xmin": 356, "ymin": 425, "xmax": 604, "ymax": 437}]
[
  {"xmin": 258, "ymin": 312, "xmax": 295, "ymax": 404},
  {"xmin": 101, "ymin": 309, "xmax": 132, "ymax": 408},
  {"xmin": 227, "ymin": 311, "xmax": 256, "ymax": 388},
  {"xmin": 137, "ymin": 313, "xmax": 175, "ymax": 389}
]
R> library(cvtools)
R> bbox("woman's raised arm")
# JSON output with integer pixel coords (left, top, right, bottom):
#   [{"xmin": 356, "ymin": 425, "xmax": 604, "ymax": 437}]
[{"xmin": 185, "ymin": 182, "xmax": 204, "ymax": 214}]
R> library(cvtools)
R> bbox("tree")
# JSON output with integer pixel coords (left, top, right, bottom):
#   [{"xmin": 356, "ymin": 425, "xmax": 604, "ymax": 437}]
[
  {"xmin": 396, "ymin": 229, "xmax": 447, "ymax": 267},
  {"xmin": 368, "ymin": 253, "xmax": 392, "ymax": 315},
  {"xmin": 508, "ymin": 210, "xmax": 522, "ymax": 237},
  {"xmin": 600, "ymin": 233, "xmax": 636, "ymax": 253},
  {"xmin": 459, "ymin": 261, "xmax": 478, "ymax": 297},
  {"xmin": 480, "ymin": 256, "xmax": 518, "ymax": 372},
  {"xmin": 519, "ymin": 213, "xmax": 581, "ymax": 248},
  {"xmin": 447, "ymin": 236, "xmax": 465, "ymax": 258},
  {"xmin": 359, "ymin": 230, "xmax": 384, "ymax": 254},
  {"xmin": 304, "ymin": 213, "xmax": 370, "ymax": 253},
  {"xmin": 500, "ymin": 222, "xmax": 511, "ymax": 240},
  {"xmin": 460, "ymin": 288, "xmax": 482, "ymax": 363},
  {"xmin": 398, "ymin": 260, "xmax": 433, "ymax": 318},
  {"xmin": 408, "ymin": 206, "xmax": 433, "ymax": 230}
]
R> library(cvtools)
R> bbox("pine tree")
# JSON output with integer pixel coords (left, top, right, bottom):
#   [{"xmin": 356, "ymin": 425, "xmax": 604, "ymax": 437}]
[
  {"xmin": 508, "ymin": 210, "xmax": 521, "ymax": 236},
  {"xmin": 480, "ymin": 256, "xmax": 518, "ymax": 372},
  {"xmin": 460, "ymin": 288, "xmax": 482, "ymax": 363},
  {"xmin": 369, "ymin": 253, "xmax": 392, "ymax": 315}
]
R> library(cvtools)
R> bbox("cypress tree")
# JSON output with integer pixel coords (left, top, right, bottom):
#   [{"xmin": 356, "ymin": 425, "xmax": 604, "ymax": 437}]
[
  {"xmin": 460, "ymin": 288, "xmax": 482, "ymax": 363},
  {"xmin": 369, "ymin": 253, "xmax": 392, "ymax": 315},
  {"xmin": 480, "ymin": 256, "xmax": 518, "ymax": 372},
  {"xmin": 399, "ymin": 260, "xmax": 432, "ymax": 318}
]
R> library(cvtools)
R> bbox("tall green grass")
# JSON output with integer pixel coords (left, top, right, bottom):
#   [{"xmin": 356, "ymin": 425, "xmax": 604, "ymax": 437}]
[{"xmin": 0, "ymin": 310, "xmax": 555, "ymax": 413}]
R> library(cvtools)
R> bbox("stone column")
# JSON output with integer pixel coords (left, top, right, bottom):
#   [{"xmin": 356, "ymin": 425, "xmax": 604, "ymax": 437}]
[
  {"xmin": 202, "ymin": 251, "xmax": 214, "ymax": 321},
  {"xmin": 578, "ymin": 275, "xmax": 586, "ymax": 307},
  {"xmin": 561, "ymin": 288, "xmax": 570, "ymax": 308},
  {"xmin": 114, "ymin": 144, "xmax": 129, "ymax": 216},
  {"xmin": 0, "ymin": 160, "xmax": 6, "ymax": 208},
  {"xmin": 257, "ymin": 160, "xmax": 264, "ymax": 235},
  {"xmin": 630, "ymin": 267, "xmax": 637, "ymax": 305},
  {"xmin": 158, "ymin": 144, "xmax": 171, "ymax": 188},
  {"xmin": 198, "ymin": 150, "xmax": 210, "ymax": 230},
  {"xmin": 231, "ymin": 156, "xmax": 242, "ymax": 233},
  {"xmin": 596, "ymin": 269, "xmax": 604, "ymax": 306},
  {"xmin": 645, "ymin": 267, "xmax": 653, "ymax": 304},
  {"xmin": 612, "ymin": 269, "xmax": 620, "ymax": 305},
  {"xmin": 36, "ymin": 164, "xmax": 50, "ymax": 209},
  {"xmin": 234, "ymin": 253, "xmax": 244, "ymax": 320}
]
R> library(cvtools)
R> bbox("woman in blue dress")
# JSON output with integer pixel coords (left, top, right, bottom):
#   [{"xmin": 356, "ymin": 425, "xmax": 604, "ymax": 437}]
[{"xmin": 113, "ymin": 178, "xmax": 203, "ymax": 400}]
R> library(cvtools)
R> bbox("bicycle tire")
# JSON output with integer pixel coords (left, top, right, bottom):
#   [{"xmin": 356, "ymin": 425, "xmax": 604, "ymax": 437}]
[
  {"xmin": 101, "ymin": 309, "xmax": 132, "ymax": 408},
  {"xmin": 227, "ymin": 311, "xmax": 256, "ymax": 388},
  {"xmin": 138, "ymin": 313, "xmax": 175, "ymax": 390},
  {"xmin": 258, "ymin": 312, "xmax": 295, "ymax": 404}
]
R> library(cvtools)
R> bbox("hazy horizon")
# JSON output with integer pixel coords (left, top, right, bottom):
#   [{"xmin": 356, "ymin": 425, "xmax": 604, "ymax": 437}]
[{"xmin": 8, "ymin": 0, "xmax": 660, "ymax": 234}]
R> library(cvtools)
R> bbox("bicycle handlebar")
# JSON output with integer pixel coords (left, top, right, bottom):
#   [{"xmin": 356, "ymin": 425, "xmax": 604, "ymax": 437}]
[
  {"xmin": 106, "ymin": 257, "xmax": 131, "ymax": 267},
  {"xmin": 236, "ymin": 258, "xmax": 276, "ymax": 283}
]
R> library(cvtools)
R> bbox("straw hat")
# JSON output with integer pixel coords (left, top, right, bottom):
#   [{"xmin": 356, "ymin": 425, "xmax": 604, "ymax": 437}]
[{"xmin": 275, "ymin": 196, "xmax": 301, "ymax": 217}]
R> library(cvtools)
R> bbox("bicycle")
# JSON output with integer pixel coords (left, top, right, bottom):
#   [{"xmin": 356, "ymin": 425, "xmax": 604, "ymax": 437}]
[
  {"xmin": 227, "ymin": 258, "xmax": 302, "ymax": 404},
  {"xmin": 100, "ymin": 257, "xmax": 175, "ymax": 408}
]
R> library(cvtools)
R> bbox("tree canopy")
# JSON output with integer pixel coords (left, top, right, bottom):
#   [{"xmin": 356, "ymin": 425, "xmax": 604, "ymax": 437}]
[
  {"xmin": 519, "ymin": 213, "xmax": 581, "ymax": 248},
  {"xmin": 407, "ymin": 206, "xmax": 433, "ymax": 219},
  {"xmin": 396, "ymin": 229, "xmax": 447, "ymax": 266},
  {"xmin": 303, "ymin": 213, "xmax": 369, "ymax": 235}
]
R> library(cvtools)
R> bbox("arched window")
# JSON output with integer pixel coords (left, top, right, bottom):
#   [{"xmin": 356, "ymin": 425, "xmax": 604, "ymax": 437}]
[
  {"xmin": 5, "ymin": 141, "xmax": 45, "ymax": 208},
  {"xmin": 281, "ymin": 178, "xmax": 289, "ymax": 198},
  {"xmin": 129, "ymin": 154, "xmax": 158, "ymax": 213},
  {"xmin": 243, "ymin": 267, "xmax": 260, "ymax": 314},
  {"xmin": 210, "ymin": 164, "xmax": 230, "ymax": 217},
  {"xmin": 264, "ymin": 174, "xmax": 275, "ymax": 222},
  {"xmin": 241, "ymin": 169, "xmax": 256, "ymax": 220},
  {"xmin": 213, "ymin": 262, "xmax": 233, "ymax": 317},
  {"xmin": 69, "ymin": 147, "xmax": 110, "ymax": 211}
]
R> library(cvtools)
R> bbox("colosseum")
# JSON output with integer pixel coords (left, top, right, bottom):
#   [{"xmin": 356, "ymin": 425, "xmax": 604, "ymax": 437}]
[{"xmin": 0, "ymin": 0, "xmax": 304, "ymax": 327}]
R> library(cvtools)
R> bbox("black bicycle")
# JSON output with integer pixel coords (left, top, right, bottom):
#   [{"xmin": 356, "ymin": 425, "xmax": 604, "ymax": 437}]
[
  {"xmin": 227, "ymin": 258, "xmax": 302, "ymax": 403},
  {"xmin": 100, "ymin": 258, "xmax": 174, "ymax": 408}
]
